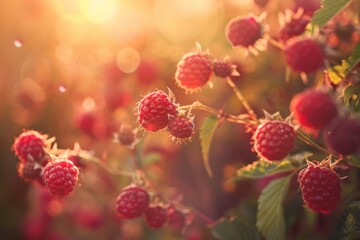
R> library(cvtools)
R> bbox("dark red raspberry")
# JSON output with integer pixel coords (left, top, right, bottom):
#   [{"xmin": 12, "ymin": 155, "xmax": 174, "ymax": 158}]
[
  {"xmin": 114, "ymin": 125, "xmax": 136, "ymax": 146},
  {"xmin": 294, "ymin": 0, "xmax": 321, "ymax": 16},
  {"xmin": 116, "ymin": 186, "xmax": 150, "ymax": 219},
  {"xmin": 175, "ymin": 52, "xmax": 213, "ymax": 92},
  {"xmin": 68, "ymin": 155, "xmax": 85, "ymax": 168},
  {"xmin": 213, "ymin": 60, "xmax": 233, "ymax": 78},
  {"xmin": 43, "ymin": 159, "xmax": 79, "ymax": 197},
  {"xmin": 17, "ymin": 161, "xmax": 42, "ymax": 182},
  {"xmin": 285, "ymin": 38, "xmax": 324, "ymax": 73},
  {"xmin": 279, "ymin": 14, "xmax": 310, "ymax": 42},
  {"xmin": 144, "ymin": 206, "xmax": 167, "ymax": 229},
  {"xmin": 167, "ymin": 207, "xmax": 186, "ymax": 231},
  {"xmin": 253, "ymin": 120, "xmax": 296, "ymax": 161},
  {"xmin": 298, "ymin": 162, "xmax": 341, "ymax": 214},
  {"xmin": 137, "ymin": 91, "xmax": 178, "ymax": 132},
  {"xmin": 168, "ymin": 116, "xmax": 194, "ymax": 140},
  {"xmin": 13, "ymin": 130, "xmax": 48, "ymax": 165},
  {"xmin": 325, "ymin": 117, "xmax": 360, "ymax": 155},
  {"xmin": 290, "ymin": 89, "xmax": 338, "ymax": 131},
  {"xmin": 226, "ymin": 16, "xmax": 262, "ymax": 48}
]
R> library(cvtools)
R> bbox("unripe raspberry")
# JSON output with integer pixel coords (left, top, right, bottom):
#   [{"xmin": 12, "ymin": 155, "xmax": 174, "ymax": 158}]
[
  {"xmin": 144, "ymin": 206, "xmax": 167, "ymax": 229},
  {"xmin": 253, "ymin": 120, "xmax": 296, "ymax": 161},
  {"xmin": 114, "ymin": 125, "xmax": 136, "ymax": 146},
  {"xmin": 17, "ymin": 161, "xmax": 42, "ymax": 182},
  {"xmin": 279, "ymin": 14, "xmax": 310, "ymax": 42},
  {"xmin": 325, "ymin": 117, "xmax": 360, "ymax": 155},
  {"xmin": 298, "ymin": 162, "xmax": 341, "ymax": 214},
  {"xmin": 226, "ymin": 16, "xmax": 262, "ymax": 48},
  {"xmin": 167, "ymin": 207, "xmax": 186, "ymax": 231},
  {"xmin": 13, "ymin": 130, "xmax": 48, "ymax": 165},
  {"xmin": 285, "ymin": 38, "xmax": 324, "ymax": 73},
  {"xmin": 213, "ymin": 60, "xmax": 233, "ymax": 78},
  {"xmin": 175, "ymin": 52, "xmax": 213, "ymax": 92},
  {"xmin": 168, "ymin": 116, "xmax": 194, "ymax": 140},
  {"xmin": 137, "ymin": 91, "xmax": 178, "ymax": 132},
  {"xmin": 116, "ymin": 186, "xmax": 150, "ymax": 219},
  {"xmin": 43, "ymin": 159, "xmax": 79, "ymax": 197},
  {"xmin": 290, "ymin": 89, "xmax": 338, "ymax": 131}
]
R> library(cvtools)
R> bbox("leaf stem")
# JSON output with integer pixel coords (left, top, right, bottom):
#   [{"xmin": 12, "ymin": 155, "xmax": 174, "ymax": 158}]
[{"xmin": 296, "ymin": 130, "xmax": 334, "ymax": 156}]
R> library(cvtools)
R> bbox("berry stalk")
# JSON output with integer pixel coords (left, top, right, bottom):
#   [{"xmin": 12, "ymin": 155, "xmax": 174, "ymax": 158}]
[{"xmin": 296, "ymin": 130, "xmax": 335, "ymax": 156}]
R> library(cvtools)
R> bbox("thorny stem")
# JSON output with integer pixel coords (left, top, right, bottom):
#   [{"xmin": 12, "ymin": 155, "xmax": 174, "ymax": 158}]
[
  {"xmin": 296, "ymin": 130, "xmax": 336, "ymax": 157},
  {"xmin": 51, "ymin": 148, "xmax": 134, "ymax": 177},
  {"xmin": 226, "ymin": 78, "xmax": 258, "ymax": 122},
  {"xmin": 178, "ymin": 101, "xmax": 254, "ymax": 124}
]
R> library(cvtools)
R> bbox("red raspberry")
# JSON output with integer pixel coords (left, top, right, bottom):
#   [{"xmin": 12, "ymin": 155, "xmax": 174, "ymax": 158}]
[
  {"xmin": 278, "ymin": 14, "xmax": 310, "ymax": 42},
  {"xmin": 253, "ymin": 120, "xmax": 296, "ymax": 161},
  {"xmin": 137, "ymin": 91, "xmax": 178, "ymax": 132},
  {"xmin": 325, "ymin": 117, "xmax": 360, "ymax": 155},
  {"xmin": 13, "ymin": 130, "xmax": 48, "ymax": 165},
  {"xmin": 43, "ymin": 159, "xmax": 79, "ymax": 197},
  {"xmin": 68, "ymin": 155, "xmax": 85, "ymax": 168},
  {"xmin": 175, "ymin": 52, "xmax": 213, "ymax": 92},
  {"xmin": 116, "ymin": 186, "xmax": 150, "ymax": 219},
  {"xmin": 168, "ymin": 116, "xmax": 194, "ymax": 140},
  {"xmin": 285, "ymin": 38, "xmax": 324, "ymax": 73},
  {"xmin": 167, "ymin": 207, "xmax": 186, "ymax": 231},
  {"xmin": 290, "ymin": 89, "xmax": 338, "ymax": 131},
  {"xmin": 226, "ymin": 16, "xmax": 262, "ymax": 48},
  {"xmin": 298, "ymin": 162, "xmax": 341, "ymax": 214},
  {"xmin": 17, "ymin": 161, "xmax": 42, "ymax": 182},
  {"xmin": 144, "ymin": 206, "xmax": 167, "ymax": 229},
  {"xmin": 213, "ymin": 60, "xmax": 233, "ymax": 78}
]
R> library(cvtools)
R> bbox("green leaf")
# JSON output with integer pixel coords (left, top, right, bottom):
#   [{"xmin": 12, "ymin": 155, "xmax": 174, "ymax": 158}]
[
  {"xmin": 348, "ymin": 155, "xmax": 360, "ymax": 168},
  {"xmin": 256, "ymin": 175, "xmax": 292, "ymax": 240},
  {"xmin": 332, "ymin": 201, "xmax": 360, "ymax": 240},
  {"xmin": 199, "ymin": 116, "xmax": 219, "ymax": 177},
  {"xmin": 328, "ymin": 43, "xmax": 360, "ymax": 85},
  {"xmin": 212, "ymin": 218, "xmax": 261, "ymax": 240},
  {"xmin": 312, "ymin": 0, "xmax": 353, "ymax": 26},
  {"xmin": 142, "ymin": 153, "xmax": 162, "ymax": 166},
  {"xmin": 343, "ymin": 84, "xmax": 360, "ymax": 112}
]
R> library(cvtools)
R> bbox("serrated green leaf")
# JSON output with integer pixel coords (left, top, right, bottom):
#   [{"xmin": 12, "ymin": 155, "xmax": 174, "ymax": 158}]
[
  {"xmin": 212, "ymin": 218, "xmax": 261, "ymax": 240},
  {"xmin": 199, "ymin": 115, "xmax": 219, "ymax": 177},
  {"xmin": 332, "ymin": 201, "xmax": 360, "ymax": 240},
  {"xmin": 256, "ymin": 175, "xmax": 292, "ymax": 240},
  {"xmin": 233, "ymin": 159, "xmax": 293, "ymax": 181},
  {"xmin": 312, "ymin": 0, "xmax": 353, "ymax": 26}
]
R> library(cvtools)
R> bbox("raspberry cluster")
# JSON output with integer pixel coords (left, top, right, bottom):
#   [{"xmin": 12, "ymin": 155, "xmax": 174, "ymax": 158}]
[{"xmin": 115, "ymin": 185, "xmax": 187, "ymax": 230}]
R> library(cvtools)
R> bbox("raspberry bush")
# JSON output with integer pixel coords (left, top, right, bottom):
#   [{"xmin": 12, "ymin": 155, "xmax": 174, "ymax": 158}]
[{"xmin": 4, "ymin": 0, "xmax": 360, "ymax": 239}]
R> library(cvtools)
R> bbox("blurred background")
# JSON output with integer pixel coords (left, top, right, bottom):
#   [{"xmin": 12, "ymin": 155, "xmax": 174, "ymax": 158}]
[{"xmin": 2, "ymin": 0, "xmax": 358, "ymax": 239}]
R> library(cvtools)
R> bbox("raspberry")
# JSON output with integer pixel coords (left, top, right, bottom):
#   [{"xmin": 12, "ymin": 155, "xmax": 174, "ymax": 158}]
[
  {"xmin": 290, "ymin": 89, "xmax": 338, "ymax": 131},
  {"xmin": 285, "ymin": 38, "xmax": 324, "ymax": 73},
  {"xmin": 168, "ymin": 116, "xmax": 194, "ymax": 140},
  {"xmin": 144, "ymin": 206, "xmax": 167, "ymax": 229},
  {"xmin": 253, "ymin": 120, "xmax": 296, "ymax": 161},
  {"xmin": 116, "ymin": 186, "xmax": 150, "ymax": 219},
  {"xmin": 175, "ymin": 52, "xmax": 213, "ymax": 92},
  {"xmin": 114, "ymin": 125, "xmax": 136, "ymax": 146},
  {"xmin": 167, "ymin": 207, "xmax": 186, "ymax": 231},
  {"xmin": 298, "ymin": 162, "xmax": 341, "ymax": 214},
  {"xmin": 137, "ymin": 91, "xmax": 178, "ymax": 132},
  {"xmin": 13, "ymin": 130, "xmax": 48, "ymax": 165},
  {"xmin": 278, "ymin": 14, "xmax": 310, "ymax": 42},
  {"xmin": 17, "ymin": 161, "xmax": 42, "ymax": 182},
  {"xmin": 226, "ymin": 16, "xmax": 262, "ymax": 48},
  {"xmin": 43, "ymin": 158, "xmax": 79, "ymax": 197},
  {"xmin": 213, "ymin": 60, "xmax": 233, "ymax": 78},
  {"xmin": 68, "ymin": 155, "xmax": 85, "ymax": 168},
  {"xmin": 325, "ymin": 117, "xmax": 360, "ymax": 155}
]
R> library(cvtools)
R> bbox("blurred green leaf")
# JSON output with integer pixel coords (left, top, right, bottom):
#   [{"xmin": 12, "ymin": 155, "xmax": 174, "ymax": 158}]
[
  {"xmin": 212, "ymin": 218, "xmax": 261, "ymax": 240},
  {"xmin": 142, "ymin": 153, "xmax": 162, "ymax": 166},
  {"xmin": 343, "ymin": 84, "xmax": 360, "ymax": 112},
  {"xmin": 199, "ymin": 115, "xmax": 219, "ymax": 177},
  {"xmin": 332, "ymin": 201, "xmax": 360, "ymax": 240},
  {"xmin": 256, "ymin": 175, "xmax": 292, "ymax": 240},
  {"xmin": 348, "ymin": 155, "xmax": 360, "ymax": 168},
  {"xmin": 312, "ymin": 0, "xmax": 353, "ymax": 26}
]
